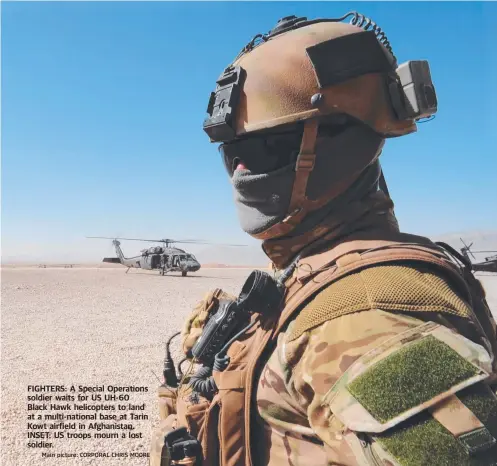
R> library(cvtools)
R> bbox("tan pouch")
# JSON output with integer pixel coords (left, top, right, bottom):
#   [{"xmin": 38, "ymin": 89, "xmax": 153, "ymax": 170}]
[
  {"xmin": 149, "ymin": 413, "xmax": 179, "ymax": 466},
  {"xmin": 158, "ymin": 385, "xmax": 178, "ymax": 420}
]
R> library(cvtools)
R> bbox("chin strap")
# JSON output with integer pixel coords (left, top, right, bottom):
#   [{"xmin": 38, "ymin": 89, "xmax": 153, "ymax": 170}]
[{"xmin": 253, "ymin": 119, "xmax": 319, "ymax": 240}]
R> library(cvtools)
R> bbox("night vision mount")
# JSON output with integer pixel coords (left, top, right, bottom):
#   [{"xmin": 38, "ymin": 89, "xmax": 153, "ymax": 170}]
[{"xmin": 203, "ymin": 66, "xmax": 246, "ymax": 143}]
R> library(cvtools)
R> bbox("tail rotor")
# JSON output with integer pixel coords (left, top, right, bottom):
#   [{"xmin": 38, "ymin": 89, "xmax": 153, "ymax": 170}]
[{"xmin": 460, "ymin": 238, "xmax": 476, "ymax": 260}]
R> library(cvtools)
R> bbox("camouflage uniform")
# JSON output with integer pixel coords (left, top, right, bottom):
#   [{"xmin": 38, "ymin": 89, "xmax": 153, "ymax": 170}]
[
  {"xmin": 251, "ymin": 234, "xmax": 497, "ymax": 466},
  {"xmin": 256, "ymin": 310, "xmax": 426, "ymax": 466},
  {"xmin": 256, "ymin": 307, "xmax": 496, "ymax": 465}
]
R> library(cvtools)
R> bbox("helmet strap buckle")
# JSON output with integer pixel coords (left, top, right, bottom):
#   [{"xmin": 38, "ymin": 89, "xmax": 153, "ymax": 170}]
[{"xmin": 295, "ymin": 152, "xmax": 316, "ymax": 172}]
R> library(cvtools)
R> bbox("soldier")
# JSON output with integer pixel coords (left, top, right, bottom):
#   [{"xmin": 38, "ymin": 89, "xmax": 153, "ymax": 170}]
[{"xmin": 151, "ymin": 13, "xmax": 497, "ymax": 466}]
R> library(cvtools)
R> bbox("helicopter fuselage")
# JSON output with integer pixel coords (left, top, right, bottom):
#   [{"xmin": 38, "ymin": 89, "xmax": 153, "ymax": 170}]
[
  {"xmin": 104, "ymin": 240, "xmax": 200, "ymax": 276},
  {"xmin": 472, "ymin": 259, "xmax": 497, "ymax": 273},
  {"xmin": 138, "ymin": 246, "xmax": 201, "ymax": 275},
  {"xmin": 460, "ymin": 242, "xmax": 497, "ymax": 274}
]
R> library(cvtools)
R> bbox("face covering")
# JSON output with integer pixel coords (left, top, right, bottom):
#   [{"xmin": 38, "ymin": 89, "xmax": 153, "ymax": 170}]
[
  {"xmin": 229, "ymin": 123, "xmax": 384, "ymax": 237},
  {"xmin": 231, "ymin": 163, "xmax": 296, "ymax": 236}
]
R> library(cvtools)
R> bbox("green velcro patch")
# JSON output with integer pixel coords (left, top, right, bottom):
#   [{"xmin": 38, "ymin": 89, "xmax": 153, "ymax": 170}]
[
  {"xmin": 347, "ymin": 335, "xmax": 479, "ymax": 423},
  {"xmin": 375, "ymin": 383, "xmax": 497, "ymax": 466},
  {"xmin": 459, "ymin": 427, "xmax": 496, "ymax": 455},
  {"xmin": 459, "ymin": 383, "xmax": 497, "ymax": 430},
  {"xmin": 377, "ymin": 412, "xmax": 472, "ymax": 466}
]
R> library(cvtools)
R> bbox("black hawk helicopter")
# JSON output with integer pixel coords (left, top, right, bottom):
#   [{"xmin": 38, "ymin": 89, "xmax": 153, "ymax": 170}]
[
  {"xmin": 87, "ymin": 236, "xmax": 246, "ymax": 276},
  {"xmin": 460, "ymin": 238, "xmax": 497, "ymax": 273}
]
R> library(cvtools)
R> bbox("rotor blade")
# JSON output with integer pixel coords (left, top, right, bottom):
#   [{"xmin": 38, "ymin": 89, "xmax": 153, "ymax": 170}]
[
  {"xmin": 163, "ymin": 239, "xmax": 207, "ymax": 243},
  {"xmin": 124, "ymin": 238, "xmax": 170, "ymax": 243},
  {"xmin": 472, "ymin": 250, "xmax": 497, "ymax": 253},
  {"xmin": 87, "ymin": 236, "xmax": 167, "ymax": 243},
  {"xmin": 465, "ymin": 242, "xmax": 475, "ymax": 259},
  {"xmin": 169, "ymin": 240, "xmax": 248, "ymax": 246},
  {"xmin": 89, "ymin": 237, "xmax": 212, "ymax": 244},
  {"xmin": 173, "ymin": 241, "xmax": 249, "ymax": 246},
  {"xmin": 218, "ymin": 244, "xmax": 248, "ymax": 247},
  {"xmin": 87, "ymin": 236, "xmax": 248, "ymax": 246}
]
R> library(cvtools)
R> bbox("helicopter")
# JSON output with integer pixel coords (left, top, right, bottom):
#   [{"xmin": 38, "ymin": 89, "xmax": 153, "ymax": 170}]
[
  {"xmin": 86, "ymin": 236, "xmax": 247, "ymax": 276},
  {"xmin": 459, "ymin": 238, "xmax": 497, "ymax": 273}
]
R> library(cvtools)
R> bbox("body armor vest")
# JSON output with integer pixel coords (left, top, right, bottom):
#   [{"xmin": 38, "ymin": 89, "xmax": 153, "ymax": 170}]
[{"xmin": 154, "ymin": 234, "xmax": 497, "ymax": 466}]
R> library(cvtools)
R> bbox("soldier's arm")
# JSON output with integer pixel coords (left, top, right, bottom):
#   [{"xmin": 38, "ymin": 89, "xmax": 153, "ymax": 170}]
[{"xmin": 276, "ymin": 309, "xmax": 497, "ymax": 465}]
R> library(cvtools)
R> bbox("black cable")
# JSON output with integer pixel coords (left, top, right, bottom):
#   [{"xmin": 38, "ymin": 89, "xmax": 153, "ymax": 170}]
[
  {"xmin": 435, "ymin": 242, "xmax": 473, "ymax": 270},
  {"xmin": 276, "ymin": 254, "xmax": 302, "ymax": 290},
  {"xmin": 163, "ymin": 331, "xmax": 181, "ymax": 388},
  {"xmin": 234, "ymin": 12, "xmax": 395, "ymax": 62},
  {"xmin": 177, "ymin": 357, "xmax": 188, "ymax": 378},
  {"xmin": 221, "ymin": 320, "xmax": 257, "ymax": 355},
  {"xmin": 189, "ymin": 366, "xmax": 217, "ymax": 399},
  {"xmin": 189, "ymin": 319, "xmax": 259, "ymax": 398}
]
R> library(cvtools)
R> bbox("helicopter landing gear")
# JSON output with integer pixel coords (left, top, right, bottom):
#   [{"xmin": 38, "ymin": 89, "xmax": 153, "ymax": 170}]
[
  {"xmin": 160, "ymin": 267, "xmax": 167, "ymax": 276},
  {"xmin": 182, "ymin": 271, "xmax": 187, "ymax": 277},
  {"xmin": 125, "ymin": 267, "xmax": 130, "ymax": 274}
]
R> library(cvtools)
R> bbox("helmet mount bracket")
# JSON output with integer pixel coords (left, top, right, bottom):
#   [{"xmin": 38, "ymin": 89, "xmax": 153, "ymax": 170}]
[{"xmin": 204, "ymin": 66, "xmax": 246, "ymax": 142}]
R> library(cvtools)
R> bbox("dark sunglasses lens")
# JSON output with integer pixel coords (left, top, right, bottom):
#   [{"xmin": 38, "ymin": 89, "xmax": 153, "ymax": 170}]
[
  {"xmin": 220, "ymin": 133, "xmax": 301, "ymax": 176},
  {"xmin": 220, "ymin": 139, "xmax": 264, "ymax": 176}
]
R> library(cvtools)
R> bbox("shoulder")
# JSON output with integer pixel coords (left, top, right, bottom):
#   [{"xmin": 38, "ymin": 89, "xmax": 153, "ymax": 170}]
[
  {"xmin": 315, "ymin": 319, "xmax": 496, "ymax": 465},
  {"xmin": 287, "ymin": 262, "xmax": 473, "ymax": 343},
  {"xmin": 286, "ymin": 309, "xmax": 422, "ymax": 398},
  {"xmin": 282, "ymin": 309, "xmax": 496, "ymax": 465}
]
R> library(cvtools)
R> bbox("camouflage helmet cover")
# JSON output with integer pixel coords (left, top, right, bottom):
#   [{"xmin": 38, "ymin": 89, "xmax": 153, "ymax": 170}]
[{"xmin": 204, "ymin": 14, "xmax": 417, "ymax": 143}]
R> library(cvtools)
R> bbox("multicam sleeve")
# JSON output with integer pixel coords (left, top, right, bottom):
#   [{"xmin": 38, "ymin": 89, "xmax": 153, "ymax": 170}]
[{"xmin": 286, "ymin": 309, "xmax": 425, "ymax": 463}]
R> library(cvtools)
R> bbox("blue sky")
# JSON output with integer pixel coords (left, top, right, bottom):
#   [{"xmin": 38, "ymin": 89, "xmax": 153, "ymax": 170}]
[{"xmin": 2, "ymin": 1, "xmax": 496, "ymax": 262}]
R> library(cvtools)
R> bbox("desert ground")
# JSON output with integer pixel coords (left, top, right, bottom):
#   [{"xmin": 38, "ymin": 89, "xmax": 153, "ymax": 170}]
[{"xmin": 1, "ymin": 266, "xmax": 496, "ymax": 466}]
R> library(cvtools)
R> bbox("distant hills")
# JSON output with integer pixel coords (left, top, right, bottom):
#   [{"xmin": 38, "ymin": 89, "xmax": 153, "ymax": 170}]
[
  {"xmin": 194, "ymin": 230, "xmax": 497, "ymax": 267},
  {"xmin": 431, "ymin": 230, "xmax": 497, "ymax": 256},
  {"xmin": 194, "ymin": 244, "xmax": 269, "ymax": 267},
  {"xmin": 2, "ymin": 230, "xmax": 496, "ymax": 267}
]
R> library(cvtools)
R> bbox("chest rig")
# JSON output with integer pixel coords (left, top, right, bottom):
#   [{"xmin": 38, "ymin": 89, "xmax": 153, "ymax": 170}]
[{"xmin": 157, "ymin": 234, "xmax": 497, "ymax": 466}]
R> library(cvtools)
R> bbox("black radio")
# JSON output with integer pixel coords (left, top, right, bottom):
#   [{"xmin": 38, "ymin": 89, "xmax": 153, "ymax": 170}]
[
  {"xmin": 191, "ymin": 298, "xmax": 248, "ymax": 365},
  {"xmin": 191, "ymin": 270, "xmax": 282, "ymax": 365}
]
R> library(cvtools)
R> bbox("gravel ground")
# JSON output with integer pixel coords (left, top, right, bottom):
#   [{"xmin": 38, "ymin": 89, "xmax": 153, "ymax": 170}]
[
  {"xmin": 1, "ymin": 268, "xmax": 496, "ymax": 466},
  {"xmin": 1, "ymin": 267, "xmax": 249, "ymax": 466}
]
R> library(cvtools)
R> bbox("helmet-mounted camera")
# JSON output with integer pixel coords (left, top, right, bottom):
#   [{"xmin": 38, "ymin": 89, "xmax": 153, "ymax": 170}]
[{"xmin": 390, "ymin": 61, "xmax": 438, "ymax": 121}]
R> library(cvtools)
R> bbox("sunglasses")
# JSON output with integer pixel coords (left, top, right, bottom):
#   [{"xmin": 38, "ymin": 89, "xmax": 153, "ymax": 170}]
[
  {"xmin": 219, "ymin": 131, "xmax": 303, "ymax": 177},
  {"xmin": 219, "ymin": 123, "xmax": 350, "ymax": 177}
]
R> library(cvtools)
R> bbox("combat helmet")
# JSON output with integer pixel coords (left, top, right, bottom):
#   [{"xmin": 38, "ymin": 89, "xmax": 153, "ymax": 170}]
[{"xmin": 203, "ymin": 13, "xmax": 438, "ymax": 240}]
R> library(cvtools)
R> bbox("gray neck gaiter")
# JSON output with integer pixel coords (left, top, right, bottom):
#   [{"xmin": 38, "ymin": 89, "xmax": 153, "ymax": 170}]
[
  {"xmin": 231, "ymin": 163, "xmax": 296, "ymax": 236},
  {"xmin": 230, "ymin": 124, "xmax": 384, "ymax": 237}
]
